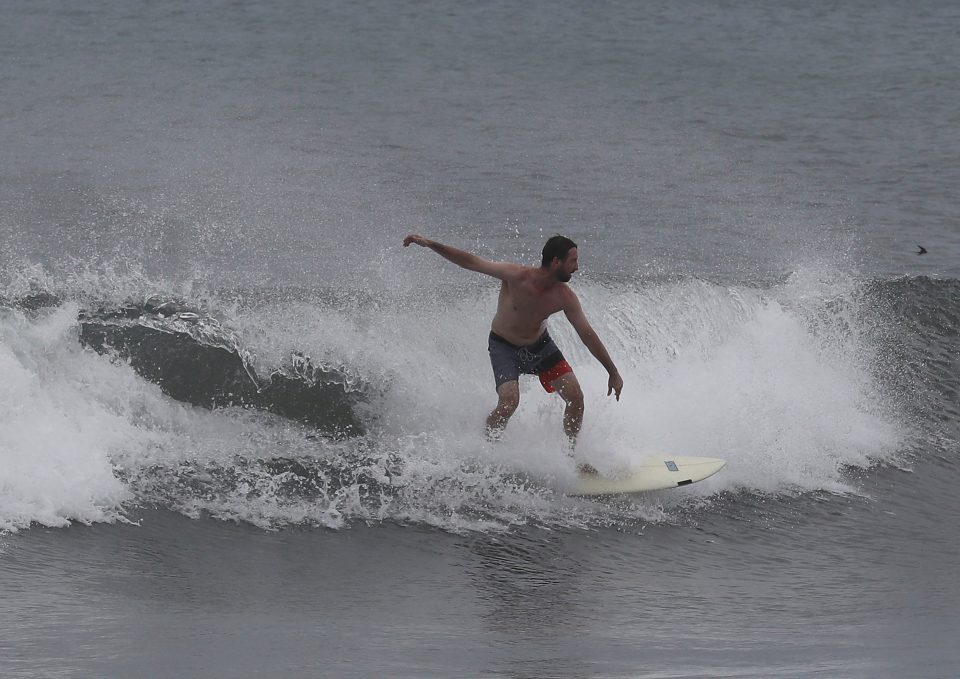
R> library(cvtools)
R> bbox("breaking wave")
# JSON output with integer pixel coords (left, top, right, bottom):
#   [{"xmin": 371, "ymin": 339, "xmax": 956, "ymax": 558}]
[{"xmin": 3, "ymin": 266, "xmax": 953, "ymax": 534}]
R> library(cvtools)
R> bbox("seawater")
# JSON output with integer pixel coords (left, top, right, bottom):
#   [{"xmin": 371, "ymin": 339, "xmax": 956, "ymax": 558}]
[{"xmin": 2, "ymin": 1, "xmax": 958, "ymax": 677}]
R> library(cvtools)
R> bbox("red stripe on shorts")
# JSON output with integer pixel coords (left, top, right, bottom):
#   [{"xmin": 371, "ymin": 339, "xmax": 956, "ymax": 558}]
[{"xmin": 538, "ymin": 360, "xmax": 573, "ymax": 393}]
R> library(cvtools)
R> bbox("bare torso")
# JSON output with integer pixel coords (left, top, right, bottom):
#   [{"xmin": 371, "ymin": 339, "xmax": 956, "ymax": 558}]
[{"xmin": 490, "ymin": 267, "xmax": 571, "ymax": 345}]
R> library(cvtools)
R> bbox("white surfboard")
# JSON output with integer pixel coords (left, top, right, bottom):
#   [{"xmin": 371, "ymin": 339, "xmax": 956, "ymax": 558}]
[{"xmin": 571, "ymin": 455, "xmax": 726, "ymax": 495}]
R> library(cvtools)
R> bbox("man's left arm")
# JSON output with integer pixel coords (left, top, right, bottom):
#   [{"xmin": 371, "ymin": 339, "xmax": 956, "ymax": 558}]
[{"xmin": 563, "ymin": 292, "xmax": 623, "ymax": 401}]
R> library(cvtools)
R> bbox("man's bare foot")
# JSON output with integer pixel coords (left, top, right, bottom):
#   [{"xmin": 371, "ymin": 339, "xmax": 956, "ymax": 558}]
[{"xmin": 577, "ymin": 462, "xmax": 599, "ymax": 476}]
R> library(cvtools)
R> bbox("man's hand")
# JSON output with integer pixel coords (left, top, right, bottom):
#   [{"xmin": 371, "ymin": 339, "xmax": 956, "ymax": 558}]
[
  {"xmin": 403, "ymin": 234, "xmax": 432, "ymax": 248},
  {"xmin": 607, "ymin": 372, "xmax": 623, "ymax": 401}
]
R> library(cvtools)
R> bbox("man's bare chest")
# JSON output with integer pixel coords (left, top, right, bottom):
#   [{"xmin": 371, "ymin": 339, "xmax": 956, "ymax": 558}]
[{"xmin": 503, "ymin": 282, "xmax": 564, "ymax": 318}]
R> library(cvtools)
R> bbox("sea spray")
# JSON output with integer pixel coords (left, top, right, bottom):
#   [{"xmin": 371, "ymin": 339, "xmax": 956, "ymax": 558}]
[{"xmin": 0, "ymin": 264, "xmax": 909, "ymax": 532}]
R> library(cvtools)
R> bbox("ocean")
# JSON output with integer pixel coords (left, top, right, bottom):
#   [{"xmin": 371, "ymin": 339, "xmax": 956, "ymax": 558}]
[{"xmin": 1, "ymin": 1, "xmax": 958, "ymax": 677}]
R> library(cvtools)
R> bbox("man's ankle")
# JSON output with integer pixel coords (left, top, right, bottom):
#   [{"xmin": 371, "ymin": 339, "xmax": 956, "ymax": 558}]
[{"xmin": 577, "ymin": 462, "xmax": 599, "ymax": 476}]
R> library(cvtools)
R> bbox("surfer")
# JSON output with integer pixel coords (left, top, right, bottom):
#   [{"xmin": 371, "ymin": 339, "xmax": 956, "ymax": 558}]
[{"xmin": 403, "ymin": 234, "xmax": 623, "ymax": 472}]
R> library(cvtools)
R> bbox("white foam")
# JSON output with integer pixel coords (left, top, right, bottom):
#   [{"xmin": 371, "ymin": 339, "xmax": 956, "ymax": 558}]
[
  {"xmin": 0, "ymin": 303, "xmax": 306, "ymax": 532},
  {"xmin": 0, "ymin": 305, "xmax": 133, "ymax": 531},
  {"xmin": 260, "ymin": 265, "xmax": 904, "ymax": 499},
  {"xmin": 521, "ymin": 271, "xmax": 902, "ymax": 495},
  {"xmin": 0, "ymin": 263, "xmax": 906, "ymax": 533}
]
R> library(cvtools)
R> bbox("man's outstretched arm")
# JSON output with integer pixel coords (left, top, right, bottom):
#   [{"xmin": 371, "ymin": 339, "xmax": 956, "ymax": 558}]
[{"xmin": 403, "ymin": 234, "xmax": 518, "ymax": 281}]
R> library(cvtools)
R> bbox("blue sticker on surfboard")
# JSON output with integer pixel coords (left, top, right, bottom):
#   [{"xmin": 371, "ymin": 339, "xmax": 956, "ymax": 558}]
[{"xmin": 664, "ymin": 460, "xmax": 679, "ymax": 472}]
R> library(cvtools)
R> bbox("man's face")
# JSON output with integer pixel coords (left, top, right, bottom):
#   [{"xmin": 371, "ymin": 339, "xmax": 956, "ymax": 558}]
[{"xmin": 554, "ymin": 248, "xmax": 579, "ymax": 282}]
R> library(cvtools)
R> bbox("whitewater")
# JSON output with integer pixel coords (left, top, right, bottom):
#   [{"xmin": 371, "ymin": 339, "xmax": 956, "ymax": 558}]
[{"xmin": 0, "ymin": 264, "xmax": 910, "ymax": 534}]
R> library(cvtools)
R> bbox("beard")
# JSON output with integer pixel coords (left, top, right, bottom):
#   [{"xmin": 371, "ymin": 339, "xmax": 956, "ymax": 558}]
[{"xmin": 555, "ymin": 270, "xmax": 572, "ymax": 283}]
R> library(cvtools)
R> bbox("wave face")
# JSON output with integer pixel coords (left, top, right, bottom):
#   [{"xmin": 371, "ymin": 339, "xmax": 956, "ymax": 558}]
[
  {"xmin": 77, "ymin": 296, "xmax": 367, "ymax": 437},
  {"xmin": 1, "ymin": 268, "xmax": 955, "ymax": 533}
]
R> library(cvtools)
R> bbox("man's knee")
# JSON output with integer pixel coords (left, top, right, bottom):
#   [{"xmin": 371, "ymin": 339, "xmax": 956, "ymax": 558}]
[
  {"xmin": 496, "ymin": 384, "xmax": 520, "ymax": 414},
  {"xmin": 555, "ymin": 376, "xmax": 584, "ymax": 408}
]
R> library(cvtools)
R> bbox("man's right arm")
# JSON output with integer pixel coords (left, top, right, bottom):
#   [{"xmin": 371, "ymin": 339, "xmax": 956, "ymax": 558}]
[{"xmin": 403, "ymin": 234, "xmax": 517, "ymax": 281}]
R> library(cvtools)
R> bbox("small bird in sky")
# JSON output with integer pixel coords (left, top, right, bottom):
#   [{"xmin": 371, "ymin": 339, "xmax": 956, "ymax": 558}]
[{"xmin": 916, "ymin": 245, "xmax": 928, "ymax": 255}]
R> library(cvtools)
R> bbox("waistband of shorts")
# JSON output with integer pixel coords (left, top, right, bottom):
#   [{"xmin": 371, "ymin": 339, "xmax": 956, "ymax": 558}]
[{"xmin": 489, "ymin": 330, "xmax": 550, "ymax": 351}]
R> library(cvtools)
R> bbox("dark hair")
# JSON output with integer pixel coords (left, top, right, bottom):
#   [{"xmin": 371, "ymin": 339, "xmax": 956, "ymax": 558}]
[{"xmin": 541, "ymin": 235, "xmax": 577, "ymax": 267}]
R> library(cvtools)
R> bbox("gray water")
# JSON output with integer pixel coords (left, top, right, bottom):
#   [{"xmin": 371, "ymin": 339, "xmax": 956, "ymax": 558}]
[
  {"xmin": 2, "ymin": 1, "xmax": 959, "ymax": 677},
  {"xmin": 3, "ymin": 0, "xmax": 958, "ymax": 284}
]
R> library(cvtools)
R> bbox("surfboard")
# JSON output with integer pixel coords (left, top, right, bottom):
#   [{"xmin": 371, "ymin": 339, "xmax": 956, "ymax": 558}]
[{"xmin": 571, "ymin": 455, "xmax": 726, "ymax": 495}]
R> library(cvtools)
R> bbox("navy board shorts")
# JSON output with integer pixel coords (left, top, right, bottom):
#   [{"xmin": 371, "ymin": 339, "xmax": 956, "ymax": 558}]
[{"xmin": 487, "ymin": 330, "xmax": 573, "ymax": 393}]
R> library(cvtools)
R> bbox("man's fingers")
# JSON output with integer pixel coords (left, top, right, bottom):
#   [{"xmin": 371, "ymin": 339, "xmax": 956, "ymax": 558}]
[
  {"xmin": 608, "ymin": 378, "xmax": 623, "ymax": 402},
  {"xmin": 404, "ymin": 234, "xmax": 431, "ymax": 248}
]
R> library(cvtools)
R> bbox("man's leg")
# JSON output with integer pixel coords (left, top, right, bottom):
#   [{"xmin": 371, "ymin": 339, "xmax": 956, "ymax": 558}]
[
  {"xmin": 551, "ymin": 372, "xmax": 584, "ymax": 442},
  {"xmin": 486, "ymin": 380, "xmax": 520, "ymax": 439},
  {"xmin": 551, "ymin": 372, "xmax": 595, "ymax": 474}
]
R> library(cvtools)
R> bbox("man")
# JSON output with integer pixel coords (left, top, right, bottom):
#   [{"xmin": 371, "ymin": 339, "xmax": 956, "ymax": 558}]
[{"xmin": 403, "ymin": 233, "xmax": 623, "ymax": 473}]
